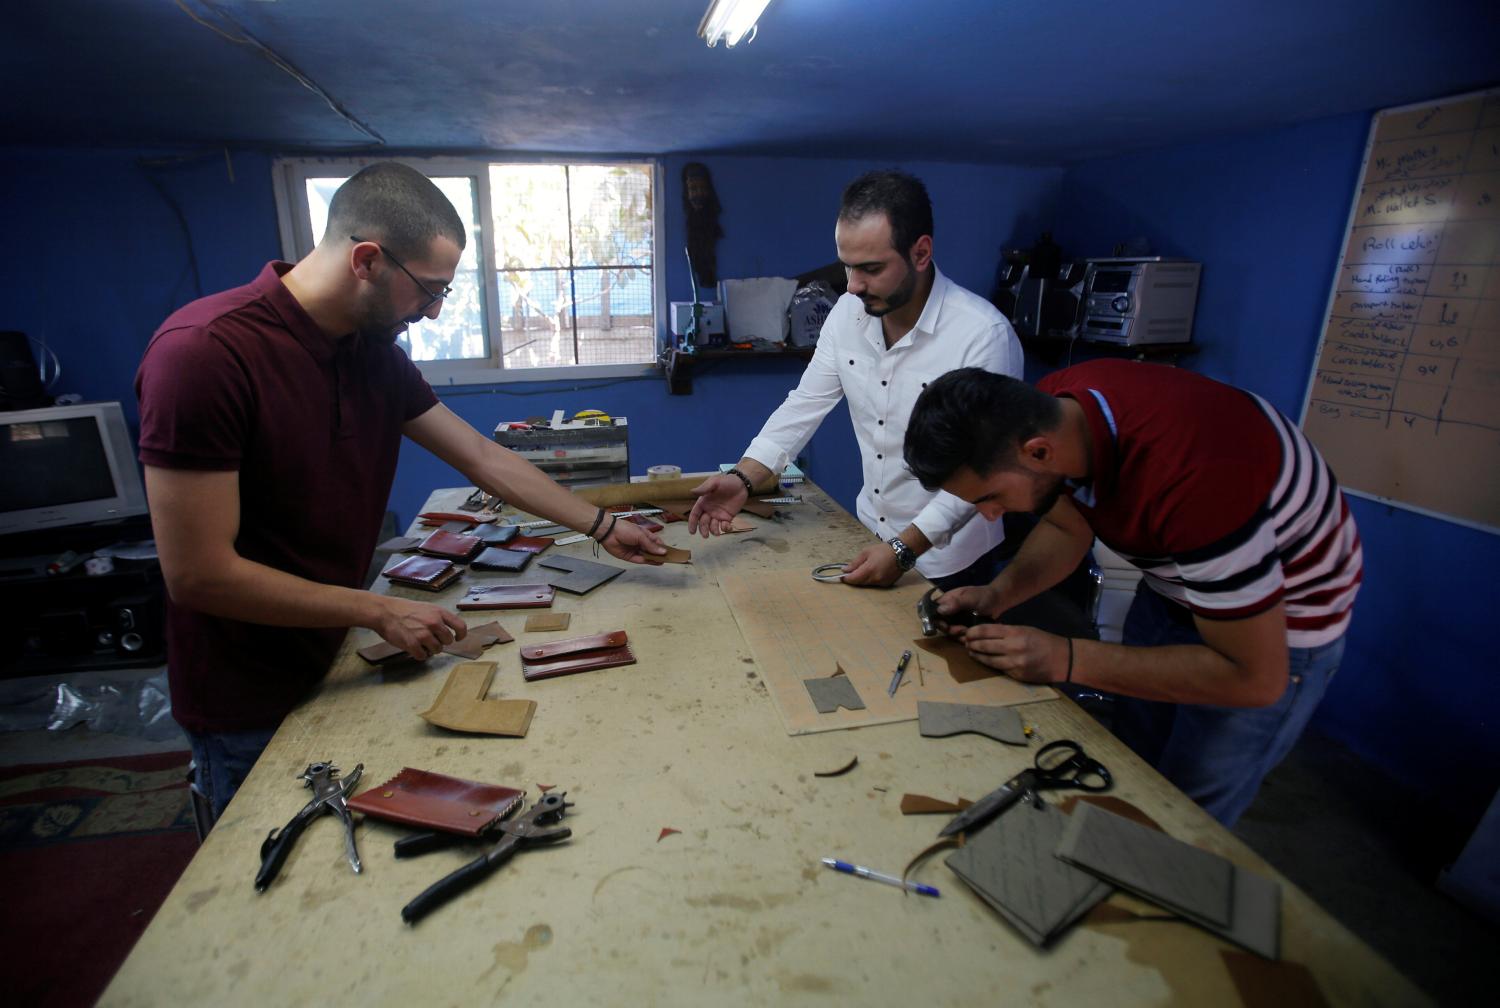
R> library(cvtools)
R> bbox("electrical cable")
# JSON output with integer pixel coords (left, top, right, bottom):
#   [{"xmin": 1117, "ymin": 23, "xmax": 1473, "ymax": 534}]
[{"xmin": 174, "ymin": 0, "xmax": 386, "ymax": 146}]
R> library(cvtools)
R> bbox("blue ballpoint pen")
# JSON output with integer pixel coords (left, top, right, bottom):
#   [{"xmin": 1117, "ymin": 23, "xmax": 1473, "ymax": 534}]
[{"xmin": 822, "ymin": 857, "xmax": 940, "ymax": 897}]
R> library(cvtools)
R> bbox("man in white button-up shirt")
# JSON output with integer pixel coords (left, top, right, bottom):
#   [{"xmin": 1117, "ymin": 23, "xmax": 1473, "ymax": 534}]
[{"xmin": 689, "ymin": 171, "xmax": 1023, "ymax": 587}]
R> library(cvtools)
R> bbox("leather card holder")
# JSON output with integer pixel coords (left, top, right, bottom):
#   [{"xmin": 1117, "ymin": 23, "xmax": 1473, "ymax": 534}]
[
  {"xmin": 470, "ymin": 546, "xmax": 532, "ymax": 572},
  {"xmin": 505, "ymin": 535, "xmax": 555, "ymax": 554},
  {"xmin": 457, "ymin": 583, "xmax": 556, "ymax": 610},
  {"xmin": 382, "ymin": 554, "xmax": 462, "ymax": 591},
  {"xmin": 349, "ymin": 767, "xmax": 524, "ymax": 836},
  {"xmin": 418, "ymin": 529, "xmax": 485, "ymax": 561},
  {"xmin": 472, "ymin": 523, "xmax": 520, "ymax": 545},
  {"xmin": 521, "ymin": 629, "xmax": 636, "ymax": 681}
]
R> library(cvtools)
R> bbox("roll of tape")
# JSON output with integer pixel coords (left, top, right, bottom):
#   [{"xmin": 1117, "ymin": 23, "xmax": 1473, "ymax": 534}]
[{"xmin": 647, "ymin": 464, "xmax": 682, "ymax": 481}]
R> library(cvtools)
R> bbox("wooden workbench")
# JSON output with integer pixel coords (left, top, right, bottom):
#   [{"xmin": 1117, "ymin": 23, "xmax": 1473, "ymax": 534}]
[{"xmin": 102, "ymin": 484, "xmax": 1428, "ymax": 1006}]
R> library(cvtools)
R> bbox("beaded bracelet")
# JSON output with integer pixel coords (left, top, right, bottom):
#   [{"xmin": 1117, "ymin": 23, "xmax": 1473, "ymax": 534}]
[{"xmin": 726, "ymin": 467, "xmax": 755, "ymax": 496}]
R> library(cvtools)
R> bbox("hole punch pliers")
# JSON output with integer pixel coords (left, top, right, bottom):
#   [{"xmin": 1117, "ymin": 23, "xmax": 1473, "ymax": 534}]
[{"xmin": 255, "ymin": 761, "xmax": 364, "ymax": 892}]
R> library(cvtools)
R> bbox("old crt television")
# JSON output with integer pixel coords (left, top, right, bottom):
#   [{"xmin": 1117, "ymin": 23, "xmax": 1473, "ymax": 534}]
[{"xmin": 0, "ymin": 401, "xmax": 148, "ymax": 536}]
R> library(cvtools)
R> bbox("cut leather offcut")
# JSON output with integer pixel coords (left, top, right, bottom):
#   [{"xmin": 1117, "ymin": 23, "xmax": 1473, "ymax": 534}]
[
  {"xmin": 900, "ymin": 794, "xmax": 974, "ymax": 815},
  {"xmin": 382, "ymin": 554, "xmax": 462, "ymax": 592},
  {"xmin": 457, "ymin": 583, "xmax": 556, "ymax": 611},
  {"xmin": 441, "ymin": 621, "xmax": 514, "ymax": 660},
  {"xmin": 348, "ymin": 766, "xmax": 523, "ymax": 836},
  {"xmin": 803, "ymin": 674, "xmax": 865, "ymax": 713},
  {"xmin": 657, "ymin": 546, "xmax": 692, "ymax": 563},
  {"xmin": 537, "ymin": 555, "xmax": 627, "ymax": 594},
  {"xmin": 525, "ymin": 612, "xmax": 572, "ymax": 632},
  {"xmin": 420, "ymin": 661, "xmax": 536, "ymax": 737},
  {"xmin": 520, "ymin": 630, "xmax": 635, "ymax": 681},
  {"xmin": 917, "ymin": 701, "xmax": 1028, "ymax": 745}
]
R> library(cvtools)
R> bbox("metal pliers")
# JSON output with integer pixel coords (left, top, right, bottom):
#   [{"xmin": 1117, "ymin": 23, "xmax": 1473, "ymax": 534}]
[
  {"xmin": 255, "ymin": 761, "xmax": 364, "ymax": 892},
  {"xmin": 399, "ymin": 791, "xmax": 572, "ymax": 924}
]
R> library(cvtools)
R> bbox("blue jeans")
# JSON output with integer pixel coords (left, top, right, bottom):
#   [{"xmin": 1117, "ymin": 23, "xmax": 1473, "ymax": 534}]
[
  {"xmin": 188, "ymin": 727, "xmax": 278, "ymax": 824},
  {"xmin": 1111, "ymin": 583, "xmax": 1345, "ymax": 827}
]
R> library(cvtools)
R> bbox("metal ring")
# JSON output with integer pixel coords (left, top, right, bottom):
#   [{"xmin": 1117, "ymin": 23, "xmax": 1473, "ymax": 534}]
[{"xmin": 811, "ymin": 562, "xmax": 848, "ymax": 582}]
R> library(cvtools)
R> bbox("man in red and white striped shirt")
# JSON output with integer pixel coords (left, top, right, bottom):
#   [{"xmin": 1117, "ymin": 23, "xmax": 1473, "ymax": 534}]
[{"xmin": 903, "ymin": 360, "xmax": 1362, "ymax": 824}]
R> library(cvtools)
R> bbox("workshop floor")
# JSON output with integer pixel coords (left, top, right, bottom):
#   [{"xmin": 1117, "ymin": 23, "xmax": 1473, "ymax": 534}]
[{"xmin": 0, "ymin": 669, "xmax": 1492, "ymax": 1004}]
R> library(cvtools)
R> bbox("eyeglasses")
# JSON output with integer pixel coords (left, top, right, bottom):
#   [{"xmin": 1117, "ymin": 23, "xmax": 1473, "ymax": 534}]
[{"xmin": 350, "ymin": 235, "xmax": 452, "ymax": 311}]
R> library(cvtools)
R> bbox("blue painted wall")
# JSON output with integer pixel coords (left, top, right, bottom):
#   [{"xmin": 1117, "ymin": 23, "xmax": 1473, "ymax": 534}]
[
  {"xmin": 0, "ymin": 146, "xmax": 1061, "ymax": 527},
  {"xmin": 1050, "ymin": 114, "xmax": 1499, "ymax": 826}
]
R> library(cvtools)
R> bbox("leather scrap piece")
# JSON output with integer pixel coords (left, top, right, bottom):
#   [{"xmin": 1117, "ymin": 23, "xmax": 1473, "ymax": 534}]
[
  {"xmin": 1220, "ymin": 950, "xmax": 1329, "ymax": 1008},
  {"xmin": 814, "ymin": 756, "xmax": 858, "ymax": 777},
  {"xmin": 803, "ymin": 674, "xmax": 865, "ymax": 713},
  {"xmin": 917, "ymin": 701, "xmax": 1028, "ymax": 745},
  {"xmin": 441, "ymin": 621, "xmax": 514, "ymax": 660},
  {"xmin": 419, "ymin": 661, "xmax": 536, "ymax": 737},
  {"xmin": 899, "ymin": 794, "xmax": 975, "ymax": 815},
  {"xmin": 525, "ymin": 612, "xmax": 572, "ymax": 632},
  {"xmin": 357, "ymin": 640, "xmax": 417, "ymax": 665}
]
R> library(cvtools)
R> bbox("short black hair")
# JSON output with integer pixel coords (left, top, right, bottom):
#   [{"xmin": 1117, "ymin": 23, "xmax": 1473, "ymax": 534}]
[
  {"xmin": 325, "ymin": 162, "xmax": 466, "ymax": 260},
  {"xmin": 904, "ymin": 368, "xmax": 1062, "ymax": 490},
  {"xmin": 838, "ymin": 170, "xmax": 932, "ymax": 259}
]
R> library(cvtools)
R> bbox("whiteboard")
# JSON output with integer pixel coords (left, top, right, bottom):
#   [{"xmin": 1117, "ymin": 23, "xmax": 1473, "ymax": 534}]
[{"xmin": 1298, "ymin": 89, "xmax": 1500, "ymax": 534}]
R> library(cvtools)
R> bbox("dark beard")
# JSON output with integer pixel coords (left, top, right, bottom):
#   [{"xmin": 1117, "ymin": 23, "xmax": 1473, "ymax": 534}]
[
  {"xmin": 1032, "ymin": 472, "xmax": 1067, "ymax": 515},
  {"xmin": 861, "ymin": 259, "xmax": 917, "ymax": 318}
]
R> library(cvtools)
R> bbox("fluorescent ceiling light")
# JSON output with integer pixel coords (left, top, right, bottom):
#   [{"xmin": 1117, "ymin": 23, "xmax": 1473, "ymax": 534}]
[{"xmin": 698, "ymin": 0, "xmax": 773, "ymax": 48}]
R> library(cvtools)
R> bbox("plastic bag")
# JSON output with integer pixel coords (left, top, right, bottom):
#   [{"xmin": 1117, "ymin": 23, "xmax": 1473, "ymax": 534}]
[{"xmin": 0, "ymin": 670, "xmax": 177, "ymax": 741}]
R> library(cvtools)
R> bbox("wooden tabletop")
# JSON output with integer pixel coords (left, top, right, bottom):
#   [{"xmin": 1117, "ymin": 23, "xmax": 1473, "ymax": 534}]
[{"xmin": 102, "ymin": 483, "xmax": 1429, "ymax": 1007}]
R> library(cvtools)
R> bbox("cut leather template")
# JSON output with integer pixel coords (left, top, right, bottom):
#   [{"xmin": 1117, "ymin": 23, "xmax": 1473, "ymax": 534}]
[
  {"xmin": 349, "ymin": 766, "xmax": 524, "ymax": 835},
  {"xmin": 470, "ymin": 546, "xmax": 533, "ymax": 572},
  {"xmin": 537, "ymin": 554, "xmax": 626, "ymax": 594},
  {"xmin": 417, "ymin": 529, "xmax": 485, "ymax": 561},
  {"xmin": 917, "ymin": 701, "xmax": 1028, "ymax": 745},
  {"xmin": 520, "ymin": 630, "xmax": 635, "ymax": 681},
  {"xmin": 912, "ymin": 635, "xmax": 1000, "ymax": 684},
  {"xmin": 457, "ymin": 583, "xmax": 556, "ymax": 611},
  {"xmin": 418, "ymin": 661, "xmax": 536, "ymax": 737},
  {"xmin": 717, "ymin": 571, "xmax": 1054, "ymax": 736},
  {"xmin": 1056, "ymin": 802, "xmax": 1281, "ymax": 960},
  {"xmin": 946, "ymin": 799, "xmax": 1113, "ymax": 947},
  {"xmin": 441, "ymin": 621, "xmax": 514, "ymax": 659},
  {"xmin": 803, "ymin": 674, "xmax": 865, "ymax": 713},
  {"xmin": 525, "ymin": 612, "xmax": 572, "ymax": 632},
  {"xmin": 382, "ymin": 554, "xmax": 462, "ymax": 592}
]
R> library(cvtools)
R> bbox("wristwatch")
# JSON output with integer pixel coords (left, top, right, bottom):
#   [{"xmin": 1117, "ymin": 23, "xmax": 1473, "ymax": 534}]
[{"xmin": 888, "ymin": 536, "xmax": 918, "ymax": 572}]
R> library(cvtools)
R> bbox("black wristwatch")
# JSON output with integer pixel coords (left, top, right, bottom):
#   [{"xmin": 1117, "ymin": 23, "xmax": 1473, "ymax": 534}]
[{"xmin": 889, "ymin": 536, "xmax": 918, "ymax": 572}]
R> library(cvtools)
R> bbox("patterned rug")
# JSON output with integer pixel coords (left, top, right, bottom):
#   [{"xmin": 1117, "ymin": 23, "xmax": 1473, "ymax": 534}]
[{"xmin": 0, "ymin": 750, "xmax": 199, "ymax": 1007}]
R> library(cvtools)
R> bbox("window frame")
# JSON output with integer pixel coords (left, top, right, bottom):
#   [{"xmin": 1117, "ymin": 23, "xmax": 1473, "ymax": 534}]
[{"xmin": 271, "ymin": 154, "xmax": 664, "ymax": 383}]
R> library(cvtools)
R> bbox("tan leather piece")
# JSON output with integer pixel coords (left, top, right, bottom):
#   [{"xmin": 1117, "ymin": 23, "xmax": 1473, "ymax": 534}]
[
  {"xmin": 442, "ymin": 621, "xmax": 514, "ymax": 659},
  {"xmin": 899, "ymin": 794, "xmax": 975, "ymax": 815},
  {"xmin": 419, "ymin": 661, "xmax": 535, "ymax": 736},
  {"xmin": 348, "ymin": 767, "xmax": 523, "ymax": 836},
  {"xmin": 658, "ymin": 546, "xmax": 693, "ymax": 563},
  {"xmin": 525, "ymin": 612, "xmax": 572, "ymax": 632}
]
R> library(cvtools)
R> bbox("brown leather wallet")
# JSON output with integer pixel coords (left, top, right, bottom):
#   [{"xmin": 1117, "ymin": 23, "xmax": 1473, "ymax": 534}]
[
  {"xmin": 418, "ymin": 529, "xmax": 485, "ymax": 561},
  {"xmin": 348, "ymin": 767, "xmax": 523, "ymax": 836},
  {"xmin": 419, "ymin": 511, "xmax": 494, "ymax": 525},
  {"xmin": 504, "ymin": 534, "xmax": 555, "ymax": 554},
  {"xmin": 521, "ymin": 629, "xmax": 635, "ymax": 681},
  {"xmin": 457, "ymin": 583, "xmax": 556, "ymax": 610},
  {"xmin": 382, "ymin": 555, "xmax": 462, "ymax": 591}
]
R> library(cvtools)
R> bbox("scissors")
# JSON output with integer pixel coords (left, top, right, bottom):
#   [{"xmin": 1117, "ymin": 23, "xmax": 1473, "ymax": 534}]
[{"xmin": 939, "ymin": 739, "xmax": 1111, "ymax": 838}]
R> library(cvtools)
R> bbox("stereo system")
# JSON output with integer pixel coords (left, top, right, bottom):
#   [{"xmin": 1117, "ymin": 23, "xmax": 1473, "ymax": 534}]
[{"xmin": 1078, "ymin": 257, "xmax": 1201, "ymax": 345}]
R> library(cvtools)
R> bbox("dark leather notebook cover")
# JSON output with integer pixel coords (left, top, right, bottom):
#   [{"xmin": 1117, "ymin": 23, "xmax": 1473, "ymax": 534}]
[
  {"xmin": 471, "ymin": 546, "xmax": 532, "ymax": 572},
  {"xmin": 417, "ymin": 529, "xmax": 484, "ymax": 561},
  {"xmin": 456, "ymin": 583, "xmax": 556, "ymax": 610},
  {"xmin": 521, "ymin": 629, "xmax": 636, "ymax": 680}
]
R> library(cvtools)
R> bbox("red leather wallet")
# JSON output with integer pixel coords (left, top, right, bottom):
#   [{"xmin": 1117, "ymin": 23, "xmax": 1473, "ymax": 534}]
[
  {"xmin": 348, "ymin": 768, "xmax": 523, "ymax": 836},
  {"xmin": 520, "ymin": 629, "xmax": 635, "ymax": 681},
  {"xmin": 418, "ymin": 529, "xmax": 485, "ymax": 561},
  {"xmin": 456, "ymin": 583, "xmax": 556, "ymax": 610},
  {"xmin": 382, "ymin": 555, "xmax": 462, "ymax": 591}
]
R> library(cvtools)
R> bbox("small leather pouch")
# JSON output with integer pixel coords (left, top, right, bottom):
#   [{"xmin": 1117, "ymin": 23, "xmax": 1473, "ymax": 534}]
[
  {"xmin": 504, "ymin": 535, "xmax": 554, "ymax": 554},
  {"xmin": 473, "ymin": 523, "xmax": 520, "ymax": 546},
  {"xmin": 470, "ymin": 546, "xmax": 532, "ymax": 572},
  {"xmin": 349, "ymin": 765, "xmax": 525, "ymax": 836},
  {"xmin": 418, "ymin": 529, "xmax": 485, "ymax": 561},
  {"xmin": 457, "ymin": 583, "xmax": 556, "ymax": 610},
  {"xmin": 382, "ymin": 555, "xmax": 462, "ymax": 591},
  {"xmin": 521, "ymin": 629, "xmax": 635, "ymax": 681}
]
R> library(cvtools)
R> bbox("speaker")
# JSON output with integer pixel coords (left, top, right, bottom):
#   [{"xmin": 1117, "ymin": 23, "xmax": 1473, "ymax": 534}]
[
  {"xmin": 107, "ymin": 593, "xmax": 162, "ymax": 658},
  {"xmin": 0, "ymin": 331, "xmax": 49, "ymax": 411}
]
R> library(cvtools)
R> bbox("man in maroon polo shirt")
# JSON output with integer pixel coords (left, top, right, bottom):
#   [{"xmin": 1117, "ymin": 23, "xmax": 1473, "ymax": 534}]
[{"xmin": 136, "ymin": 162, "xmax": 665, "ymax": 821}]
